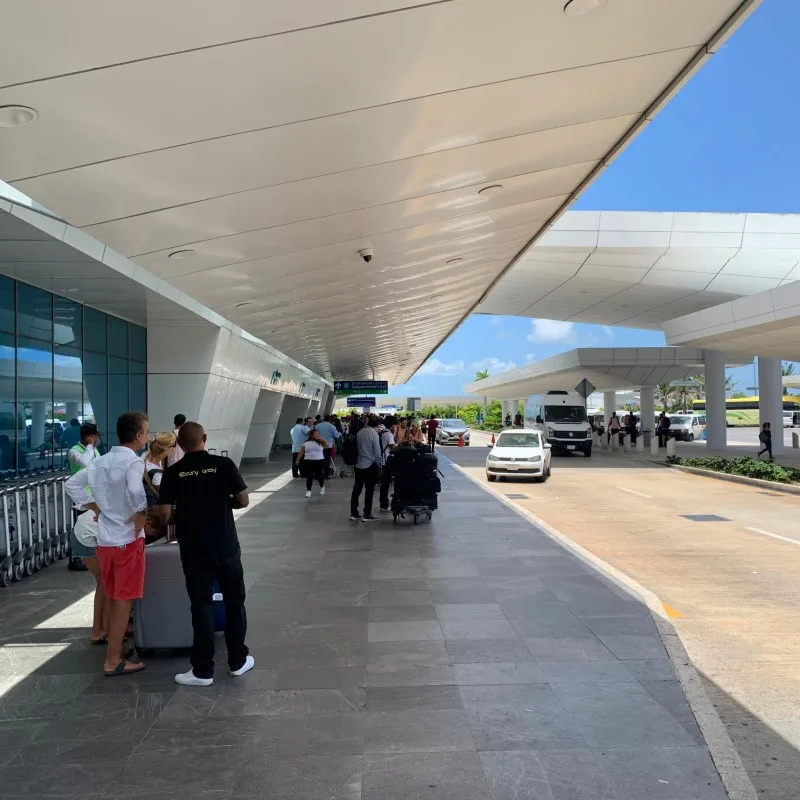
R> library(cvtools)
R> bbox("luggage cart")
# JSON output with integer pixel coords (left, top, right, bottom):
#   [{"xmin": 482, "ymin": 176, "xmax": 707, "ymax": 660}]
[
  {"xmin": 56, "ymin": 476, "xmax": 71, "ymax": 559},
  {"xmin": 23, "ymin": 483, "xmax": 44, "ymax": 573},
  {"xmin": 392, "ymin": 503, "xmax": 433, "ymax": 526},
  {"xmin": 15, "ymin": 483, "xmax": 36, "ymax": 577},
  {"xmin": 0, "ymin": 489, "xmax": 17, "ymax": 586}
]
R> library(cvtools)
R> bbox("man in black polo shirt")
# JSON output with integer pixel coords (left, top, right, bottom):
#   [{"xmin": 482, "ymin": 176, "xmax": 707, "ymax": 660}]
[{"xmin": 157, "ymin": 422, "xmax": 253, "ymax": 687}]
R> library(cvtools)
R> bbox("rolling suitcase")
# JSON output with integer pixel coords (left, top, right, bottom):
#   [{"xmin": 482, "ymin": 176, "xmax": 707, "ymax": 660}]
[{"xmin": 133, "ymin": 541, "xmax": 225, "ymax": 655}]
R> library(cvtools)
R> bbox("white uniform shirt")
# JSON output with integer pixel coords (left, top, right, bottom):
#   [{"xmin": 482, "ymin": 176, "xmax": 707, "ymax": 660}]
[
  {"xmin": 302, "ymin": 440, "xmax": 325, "ymax": 461},
  {"xmin": 67, "ymin": 443, "xmax": 97, "ymax": 509},
  {"xmin": 65, "ymin": 446, "xmax": 147, "ymax": 547}
]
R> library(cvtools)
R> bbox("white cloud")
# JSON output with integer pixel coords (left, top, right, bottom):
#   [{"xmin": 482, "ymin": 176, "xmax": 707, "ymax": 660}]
[
  {"xmin": 488, "ymin": 317, "xmax": 502, "ymax": 326},
  {"xmin": 526, "ymin": 353, "xmax": 536, "ymax": 362},
  {"xmin": 417, "ymin": 358, "xmax": 465, "ymax": 376},
  {"xmin": 472, "ymin": 357, "xmax": 517, "ymax": 373},
  {"xmin": 526, "ymin": 319, "xmax": 576, "ymax": 343},
  {"xmin": 602, "ymin": 326, "xmax": 614, "ymax": 337}
]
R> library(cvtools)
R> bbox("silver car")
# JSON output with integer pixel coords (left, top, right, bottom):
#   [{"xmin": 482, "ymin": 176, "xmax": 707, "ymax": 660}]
[{"xmin": 436, "ymin": 418, "xmax": 470, "ymax": 446}]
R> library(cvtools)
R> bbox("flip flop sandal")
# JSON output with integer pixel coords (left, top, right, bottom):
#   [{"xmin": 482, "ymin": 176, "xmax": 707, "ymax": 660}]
[
  {"xmin": 90, "ymin": 635, "xmax": 108, "ymax": 645},
  {"xmin": 104, "ymin": 659, "xmax": 146, "ymax": 678}
]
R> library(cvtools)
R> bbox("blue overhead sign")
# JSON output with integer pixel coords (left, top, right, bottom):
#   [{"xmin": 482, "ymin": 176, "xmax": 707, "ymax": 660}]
[
  {"xmin": 334, "ymin": 380, "xmax": 388, "ymax": 395},
  {"xmin": 347, "ymin": 397, "xmax": 376, "ymax": 408}
]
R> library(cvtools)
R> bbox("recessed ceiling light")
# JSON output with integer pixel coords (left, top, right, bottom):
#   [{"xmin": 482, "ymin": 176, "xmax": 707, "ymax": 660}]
[
  {"xmin": 168, "ymin": 249, "xmax": 196, "ymax": 260},
  {"xmin": 478, "ymin": 184, "xmax": 504, "ymax": 196},
  {"xmin": 446, "ymin": 257, "xmax": 464, "ymax": 265},
  {"xmin": 235, "ymin": 301, "xmax": 254, "ymax": 308},
  {"xmin": 563, "ymin": 0, "xmax": 608, "ymax": 16},
  {"xmin": 0, "ymin": 105, "xmax": 38, "ymax": 128}
]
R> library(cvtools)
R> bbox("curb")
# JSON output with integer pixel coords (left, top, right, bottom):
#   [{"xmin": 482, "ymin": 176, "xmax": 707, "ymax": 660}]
[
  {"xmin": 439, "ymin": 452, "xmax": 757, "ymax": 800},
  {"xmin": 666, "ymin": 463, "xmax": 800, "ymax": 496}
]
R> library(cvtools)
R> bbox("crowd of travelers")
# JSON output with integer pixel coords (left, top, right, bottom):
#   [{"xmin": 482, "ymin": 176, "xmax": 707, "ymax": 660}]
[
  {"xmin": 291, "ymin": 411, "xmax": 440, "ymax": 520},
  {"xmin": 65, "ymin": 411, "xmax": 253, "ymax": 686}
]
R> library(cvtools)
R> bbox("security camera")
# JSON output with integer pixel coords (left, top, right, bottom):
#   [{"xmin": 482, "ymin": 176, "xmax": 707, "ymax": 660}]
[{"xmin": 359, "ymin": 247, "xmax": 374, "ymax": 263}]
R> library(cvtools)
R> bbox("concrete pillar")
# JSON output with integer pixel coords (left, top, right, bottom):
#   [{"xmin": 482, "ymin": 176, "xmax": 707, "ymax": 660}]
[
  {"xmin": 651, "ymin": 437, "xmax": 659, "ymax": 457},
  {"xmin": 603, "ymin": 391, "xmax": 616, "ymax": 430},
  {"xmin": 501, "ymin": 400, "xmax": 509, "ymax": 426},
  {"xmin": 639, "ymin": 387, "xmax": 655, "ymax": 442},
  {"xmin": 322, "ymin": 388, "xmax": 335, "ymax": 417},
  {"xmin": 65, "ymin": 402, "xmax": 81, "ymax": 422},
  {"xmin": 623, "ymin": 437, "xmax": 631, "ymax": 454},
  {"xmin": 759, "ymin": 356, "xmax": 784, "ymax": 455},
  {"xmin": 666, "ymin": 438, "xmax": 676, "ymax": 457},
  {"xmin": 704, "ymin": 349, "xmax": 727, "ymax": 451},
  {"xmin": 242, "ymin": 390, "xmax": 285, "ymax": 463},
  {"xmin": 31, "ymin": 402, "xmax": 47, "ymax": 448},
  {"xmin": 636, "ymin": 436, "xmax": 644, "ymax": 454}
]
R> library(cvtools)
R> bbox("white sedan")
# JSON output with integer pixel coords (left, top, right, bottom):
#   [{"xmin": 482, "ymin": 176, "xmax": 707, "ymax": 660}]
[{"xmin": 486, "ymin": 429, "xmax": 552, "ymax": 483}]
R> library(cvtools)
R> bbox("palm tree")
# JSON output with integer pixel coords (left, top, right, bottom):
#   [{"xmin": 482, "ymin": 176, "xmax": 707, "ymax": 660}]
[
  {"xmin": 782, "ymin": 362, "xmax": 795, "ymax": 377},
  {"xmin": 691, "ymin": 373, "xmax": 738, "ymax": 396},
  {"xmin": 655, "ymin": 382, "xmax": 676, "ymax": 413},
  {"xmin": 474, "ymin": 369, "xmax": 490, "ymax": 381}
]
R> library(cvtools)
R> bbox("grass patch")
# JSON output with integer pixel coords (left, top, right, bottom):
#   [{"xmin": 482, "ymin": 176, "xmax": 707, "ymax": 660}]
[{"xmin": 666, "ymin": 455, "xmax": 800, "ymax": 484}]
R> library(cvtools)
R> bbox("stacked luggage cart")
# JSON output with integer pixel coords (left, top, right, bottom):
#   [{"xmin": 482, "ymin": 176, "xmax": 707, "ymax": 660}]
[
  {"xmin": 0, "ymin": 474, "xmax": 72, "ymax": 587},
  {"xmin": 387, "ymin": 446, "xmax": 441, "ymax": 525}
]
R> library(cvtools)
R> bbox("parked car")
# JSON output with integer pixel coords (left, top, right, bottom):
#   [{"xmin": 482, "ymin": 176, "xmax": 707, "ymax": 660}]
[
  {"xmin": 436, "ymin": 418, "xmax": 470, "ymax": 446},
  {"xmin": 486, "ymin": 429, "xmax": 551, "ymax": 483},
  {"xmin": 668, "ymin": 414, "xmax": 706, "ymax": 442}
]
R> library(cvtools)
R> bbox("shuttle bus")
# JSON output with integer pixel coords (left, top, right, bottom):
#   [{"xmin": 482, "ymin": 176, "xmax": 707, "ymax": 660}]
[{"xmin": 692, "ymin": 396, "xmax": 800, "ymax": 427}]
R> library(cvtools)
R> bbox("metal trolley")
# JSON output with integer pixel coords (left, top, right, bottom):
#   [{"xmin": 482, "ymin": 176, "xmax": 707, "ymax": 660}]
[{"xmin": 0, "ymin": 473, "xmax": 71, "ymax": 588}]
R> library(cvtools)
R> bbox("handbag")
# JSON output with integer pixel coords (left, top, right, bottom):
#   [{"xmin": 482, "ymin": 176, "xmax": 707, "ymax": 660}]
[
  {"xmin": 74, "ymin": 511, "xmax": 99, "ymax": 548},
  {"xmin": 143, "ymin": 467, "xmax": 168, "ymax": 542}
]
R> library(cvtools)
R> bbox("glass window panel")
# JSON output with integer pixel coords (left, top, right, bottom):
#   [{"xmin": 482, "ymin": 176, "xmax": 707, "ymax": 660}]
[
  {"xmin": 0, "ymin": 276, "xmax": 14, "ymax": 335},
  {"xmin": 0, "ymin": 332, "xmax": 22, "ymax": 481},
  {"xmin": 83, "ymin": 351, "xmax": 107, "ymax": 450},
  {"xmin": 53, "ymin": 296, "xmax": 82, "ymax": 351},
  {"xmin": 108, "ymin": 356, "xmax": 128, "ymax": 446},
  {"xmin": 129, "ymin": 373, "xmax": 147, "ymax": 414},
  {"xmin": 54, "ymin": 345, "xmax": 84, "ymax": 469},
  {"xmin": 18, "ymin": 336, "xmax": 53, "ymax": 472},
  {"xmin": 129, "ymin": 325, "xmax": 146, "ymax": 362},
  {"xmin": 17, "ymin": 283, "xmax": 52, "ymax": 342},
  {"xmin": 84, "ymin": 307, "xmax": 107, "ymax": 353},
  {"xmin": 108, "ymin": 317, "xmax": 128, "ymax": 358}
]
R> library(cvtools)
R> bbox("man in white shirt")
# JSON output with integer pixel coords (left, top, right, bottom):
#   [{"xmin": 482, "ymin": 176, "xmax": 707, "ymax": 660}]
[
  {"xmin": 66, "ymin": 423, "xmax": 101, "ymax": 572},
  {"xmin": 289, "ymin": 417, "xmax": 311, "ymax": 478},
  {"xmin": 66, "ymin": 411, "xmax": 150, "ymax": 677}
]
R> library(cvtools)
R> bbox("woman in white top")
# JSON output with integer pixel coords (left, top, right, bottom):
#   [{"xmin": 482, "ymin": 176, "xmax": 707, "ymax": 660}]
[
  {"xmin": 297, "ymin": 428, "xmax": 329, "ymax": 498},
  {"xmin": 143, "ymin": 431, "xmax": 177, "ymax": 540}
]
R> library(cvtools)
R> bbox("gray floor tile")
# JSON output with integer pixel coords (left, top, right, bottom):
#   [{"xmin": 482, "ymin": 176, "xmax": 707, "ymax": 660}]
[
  {"xmin": 480, "ymin": 749, "xmax": 619, "ymax": 800},
  {"xmin": 366, "ymin": 666, "xmax": 457, "ymax": 687},
  {"xmin": 510, "ymin": 615, "xmax": 595, "ymax": 639},
  {"xmin": 440, "ymin": 619, "xmax": 520, "ymax": 640},
  {"xmin": 233, "ymin": 754, "xmax": 363, "ymax": 800},
  {"xmin": 369, "ymin": 605, "xmax": 439, "ymax": 622},
  {"xmin": 523, "ymin": 637, "xmax": 617, "ymax": 662},
  {"xmin": 431, "ymin": 589, "xmax": 499, "ymax": 604},
  {"xmin": 300, "ymin": 604, "xmax": 370, "ymax": 625},
  {"xmin": 246, "ymin": 713, "xmax": 364, "ymax": 756},
  {"xmin": 623, "ymin": 658, "xmax": 676, "ymax": 682},
  {"xmin": 597, "ymin": 634, "xmax": 669, "ymax": 660},
  {"xmin": 362, "ymin": 709, "xmax": 475, "ymax": 753},
  {"xmin": 435, "ymin": 603, "xmax": 507, "ymax": 621},
  {"xmin": 598, "ymin": 746, "xmax": 728, "ymax": 799},
  {"xmin": 368, "ymin": 621, "xmax": 444, "ymax": 642},
  {"xmin": 2, "ymin": 763, "xmax": 115, "ymax": 797},
  {"xmin": 446, "ymin": 638, "xmax": 534, "ymax": 664},
  {"xmin": 582, "ymin": 615, "xmax": 658, "ymax": 636},
  {"xmin": 540, "ymin": 660, "xmax": 637, "ymax": 683},
  {"xmin": 363, "ymin": 752, "xmax": 491, "ymax": 800},
  {"xmin": 368, "ymin": 590, "xmax": 432, "ymax": 606},
  {"xmin": 367, "ymin": 640, "xmax": 452, "ymax": 671},
  {"xmin": 455, "ymin": 662, "xmax": 546, "ymax": 685},
  {"xmin": 366, "ymin": 685, "xmax": 464, "ymax": 711},
  {"xmin": 275, "ymin": 665, "xmax": 366, "ymax": 690}
]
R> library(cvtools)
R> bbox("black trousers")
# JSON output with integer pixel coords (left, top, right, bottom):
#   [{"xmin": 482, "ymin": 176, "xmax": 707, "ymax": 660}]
[
  {"xmin": 291, "ymin": 452, "xmax": 300, "ymax": 478},
  {"xmin": 379, "ymin": 467, "xmax": 392, "ymax": 510},
  {"xmin": 427, "ymin": 433, "xmax": 436, "ymax": 452},
  {"xmin": 181, "ymin": 550, "xmax": 249, "ymax": 679},
  {"xmin": 305, "ymin": 459, "xmax": 325, "ymax": 490},
  {"xmin": 323, "ymin": 447, "xmax": 333, "ymax": 474},
  {"xmin": 351, "ymin": 465, "xmax": 379, "ymax": 516}
]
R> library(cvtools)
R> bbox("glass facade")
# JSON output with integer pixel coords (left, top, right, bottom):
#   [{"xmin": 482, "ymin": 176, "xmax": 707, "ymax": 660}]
[{"xmin": 0, "ymin": 276, "xmax": 147, "ymax": 481}]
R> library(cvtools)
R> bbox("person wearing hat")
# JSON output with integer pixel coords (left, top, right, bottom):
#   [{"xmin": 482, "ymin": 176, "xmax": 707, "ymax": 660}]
[{"xmin": 66, "ymin": 423, "xmax": 101, "ymax": 572}]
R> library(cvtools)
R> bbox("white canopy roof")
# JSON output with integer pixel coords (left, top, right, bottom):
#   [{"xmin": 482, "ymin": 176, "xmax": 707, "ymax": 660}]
[
  {"xmin": 0, "ymin": 1, "xmax": 759, "ymax": 381},
  {"xmin": 465, "ymin": 347, "xmax": 751, "ymax": 400}
]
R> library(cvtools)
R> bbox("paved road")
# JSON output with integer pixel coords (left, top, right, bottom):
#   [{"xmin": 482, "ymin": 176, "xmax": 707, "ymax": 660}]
[{"xmin": 442, "ymin": 434, "xmax": 800, "ymax": 800}]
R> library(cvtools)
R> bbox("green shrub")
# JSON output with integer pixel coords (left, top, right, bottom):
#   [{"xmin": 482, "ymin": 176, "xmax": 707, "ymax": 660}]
[{"xmin": 669, "ymin": 455, "xmax": 800, "ymax": 484}]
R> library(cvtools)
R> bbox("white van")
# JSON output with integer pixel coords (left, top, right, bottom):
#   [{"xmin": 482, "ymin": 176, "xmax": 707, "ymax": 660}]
[{"xmin": 525, "ymin": 391, "xmax": 593, "ymax": 457}]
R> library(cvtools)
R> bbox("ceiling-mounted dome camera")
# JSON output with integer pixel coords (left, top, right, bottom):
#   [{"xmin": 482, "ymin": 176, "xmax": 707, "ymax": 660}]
[{"xmin": 359, "ymin": 247, "xmax": 374, "ymax": 263}]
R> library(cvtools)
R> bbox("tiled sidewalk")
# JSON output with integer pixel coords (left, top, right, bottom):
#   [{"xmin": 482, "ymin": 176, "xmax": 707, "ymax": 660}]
[{"xmin": 0, "ymin": 458, "xmax": 727, "ymax": 799}]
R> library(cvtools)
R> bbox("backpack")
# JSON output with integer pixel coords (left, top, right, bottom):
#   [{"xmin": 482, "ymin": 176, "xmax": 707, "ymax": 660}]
[
  {"xmin": 380, "ymin": 429, "xmax": 393, "ymax": 457},
  {"xmin": 759, "ymin": 430, "xmax": 767, "ymax": 444},
  {"xmin": 341, "ymin": 435, "xmax": 358, "ymax": 466}
]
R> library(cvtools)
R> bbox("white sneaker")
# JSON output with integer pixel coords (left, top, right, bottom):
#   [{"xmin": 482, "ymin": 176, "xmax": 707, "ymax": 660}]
[
  {"xmin": 305, "ymin": 490, "xmax": 311, "ymax": 498},
  {"xmin": 320, "ymin": 487, "xmax": 326, "ymax": 496},
  {"xmin": 174, "ymin": 669, "xmax": 213, "ymax": 687},
  {"xmin": 231, "ymin": 655, "xmax": 255, "ymax": 677}
]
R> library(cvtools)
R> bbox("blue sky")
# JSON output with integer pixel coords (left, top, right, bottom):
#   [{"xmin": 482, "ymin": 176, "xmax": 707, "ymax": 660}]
[{"xmin": 393, "ymin": 0, "xmax": 797, "ymax": 398}]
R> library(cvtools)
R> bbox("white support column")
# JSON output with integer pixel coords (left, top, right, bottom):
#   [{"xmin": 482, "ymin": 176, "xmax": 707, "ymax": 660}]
[
  {"xmin": 31, "ymin": 402, "xmax": 47, "ymax": 448},
  {"xmin": 759, "ymin": 356, "xmax": 784, "ymax": 455},
  {"xmin": 639, "ymin": 387, "xmax": 655, "ymax": 443},
  {"xmin": 603, "ymin": 391, "xmax": 616, "ymax": 429},
  {"xmin": 704, "ymin": 349, "xmax": 727, "ymax": 451},
  {"xmin": 242, "ymin": 390, "xmax": 285, "ymax": 463},
  {"xmin": 65, "ymin": 402, "xmax": 81, "ymax": 422},
  {"xmin": 501, "ymin": 400, "xmax": 509, "ymax": 426}
]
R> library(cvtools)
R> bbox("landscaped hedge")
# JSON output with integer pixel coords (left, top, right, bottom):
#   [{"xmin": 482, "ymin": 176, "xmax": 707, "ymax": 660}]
[{"xmin": 666, "ymin": 455, "xmax": 800, "ymax": 484}]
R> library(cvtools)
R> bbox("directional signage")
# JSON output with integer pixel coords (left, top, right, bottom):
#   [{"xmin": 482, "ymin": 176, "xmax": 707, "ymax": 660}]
[
  {"xmin": 347, "ymin": 397, "xmax": 376, "ymax": 408},
  {"xmin": 575, "ymin": 378, "xmax": 596, "ymax": 400},
  {"xmin": 334, "ymin": 380, "xmax": 388, "ymax": 396}
]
